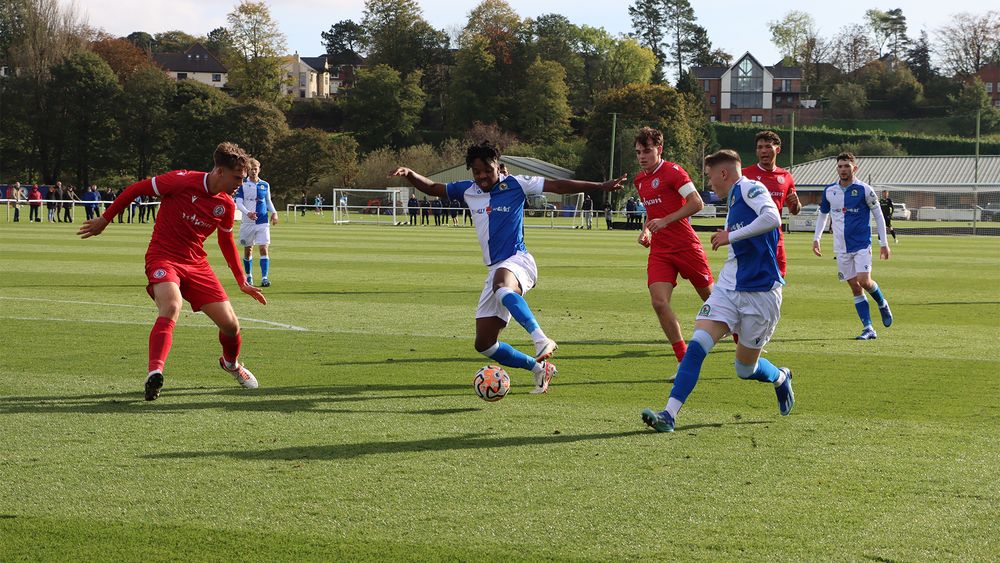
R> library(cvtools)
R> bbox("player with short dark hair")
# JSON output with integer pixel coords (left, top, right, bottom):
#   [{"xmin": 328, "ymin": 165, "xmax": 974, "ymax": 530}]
[
  {"xmin": 391, "ymin": 142, "xmax": 626, "ymax": 393},
  {"xmin": 634, "ymin": 126, "xmax": 714, "ymax": 364},
  {"xmin": 641, "ymin": 149, "xmax": 794, "ymax": 432},
  {"xmin": 77, "ymin": 142, "xmax": 267, "ymax": 401},
  {"xmin": 742, "ymin": 130, "xmax": 800, "ymax": 277},
  {"xmin": 813, "ymin": 153, "xmax": 893, "ymax": 340}
]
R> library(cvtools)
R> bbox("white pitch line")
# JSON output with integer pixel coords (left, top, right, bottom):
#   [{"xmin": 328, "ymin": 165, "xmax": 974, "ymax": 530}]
[
  {"xmin": 0, "ymin": 315, "xmax": 304, "ymax": 332},
  {"xmin": 0, "ymin": 296, "xmax": 309, "ymax": 332}
]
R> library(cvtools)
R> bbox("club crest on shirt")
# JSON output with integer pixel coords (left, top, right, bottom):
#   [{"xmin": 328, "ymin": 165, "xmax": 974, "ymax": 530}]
[
  {"xmin": 777, "ymin": 176, "xmax": 785, "ymax": 184},
  {"xmin": 651, "ymin": 178, "xmax": 660, "ymax": 189},
  {"xmin": 698, "ymin": 304, "xmax": 711, "ymax": 317},
  {"xmin": 213, "ymin": 205, "xmax": 225, "ymax": 217},
  {"xmin": 153, "ymin": 268, "xmax": 167, "ymax": 279},
  {"xmin": 851, "ymin": 189, "xmax": 858, "ymax": 197},
  {"xmin": 499, "ymin": 182, "xmax": 508, "ymax": 191}
]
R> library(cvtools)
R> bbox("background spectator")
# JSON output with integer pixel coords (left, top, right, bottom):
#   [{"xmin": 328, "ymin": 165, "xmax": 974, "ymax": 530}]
[{"xmin": 29, "ymin": 184, "xmax": 42, "ymax": 222}]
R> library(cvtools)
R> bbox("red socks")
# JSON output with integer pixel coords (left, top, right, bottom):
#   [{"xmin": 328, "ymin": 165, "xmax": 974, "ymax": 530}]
[
  {"xmin": 148, "ymin": 317, "xmax": 175, "ymax": 374},
  {"xmin": 219, "ymin": 331, "xmax": 242, "ymax": 366},
  {"xmin": 672, "ymin": 340, "xmax": 687, "ymax": 362}
]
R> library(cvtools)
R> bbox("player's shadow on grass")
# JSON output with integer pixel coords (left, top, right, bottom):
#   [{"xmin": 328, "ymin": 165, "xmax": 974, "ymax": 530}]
[
  {"xmin": 0, "ymin": 376, "xmax": 722, "ymax": 416},
  {"xmin": 145, "ymin": 430, "xmax": 650, "ymax": 461},
  {"xmin": 278, "ymin": 289, "xmax": 470, "ymax": 296}
]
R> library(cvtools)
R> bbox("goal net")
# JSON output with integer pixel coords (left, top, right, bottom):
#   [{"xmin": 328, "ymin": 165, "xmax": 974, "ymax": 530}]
[
  {"xmin": 788, "ymin": 183, "xmax": 1000, "ymax": 237},
  {"xmin": 332, "ymin": 189, "xmax": 403, "ymax": 225}
]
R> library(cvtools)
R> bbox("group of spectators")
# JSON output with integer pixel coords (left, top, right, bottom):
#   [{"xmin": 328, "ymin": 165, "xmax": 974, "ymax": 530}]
[
  {"xmin": 623, "ymin": 196, "xmax": 647, "ymax": 228},
  {"xmin": 3, "ymin": 182, "xmax": 158, "ymax": 224},
  {"xmin": 406, "ymin": 195, "xmax": 472, "ymax": 226}
]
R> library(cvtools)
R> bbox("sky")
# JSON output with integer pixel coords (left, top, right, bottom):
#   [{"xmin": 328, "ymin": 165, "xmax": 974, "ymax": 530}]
[{"xmin": 74, "ymin": 0, "xmax": 986, "ymax": 68}]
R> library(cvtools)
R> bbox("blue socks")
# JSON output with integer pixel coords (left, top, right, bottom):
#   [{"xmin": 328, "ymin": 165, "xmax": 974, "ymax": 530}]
[
  {"xmin": 495, "ymin": 287, "xmax": 540, "ymax": 333},
  {"xmin": 668, "ymin": 330, "xmax": 715, "ymax": 404},
  {"xmin": 243, "ymin": 258, "xmax": 252, "ymax": 278},
  {"xmin": 867, "ymin": 283, "xmax": 886, "ymax": 307},
  {"xmin": 736, "ymin": 358, "xmax": 782, "ymax": 383},
  {"xmin": 854, "ymin": 294, "xmax": 872, "ymax": 327},
  {"xmin": 481, "ymin": 342, "xmax": 537, "ymax": 371},
  {"xmin": 260, "ymin": 257, "xmax": 270, "ymax": 279}
]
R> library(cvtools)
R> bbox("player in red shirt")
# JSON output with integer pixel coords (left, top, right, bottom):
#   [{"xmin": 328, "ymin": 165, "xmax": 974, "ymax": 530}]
[
  {"xmin": 741, "ymin": 130, "xmax": 801, "ymax": 276},
  {"xmin": 77, "ymin": 142, "xmax": 267, "ymax": 401},
  {"xmin": 635, "ymin": 127, "xmax": 714, "ymax": 364}
]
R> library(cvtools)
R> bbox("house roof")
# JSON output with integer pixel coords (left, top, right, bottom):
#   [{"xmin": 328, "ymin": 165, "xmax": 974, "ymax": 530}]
[
  {"xmin": 788, "ymin": 155, "xmax": 1000, "ymax": 188},
  {"xmin": 301, "ymin": 56, "xmax": 328, "ymax": 72},
  {"xmin": 153, "ymin": 43, "xmax": 227, "ymax": 74},
  {"xmin": 427, "ymin": 155, "xmax": 575, "ymax": 183},
  {"xmin": 691, "ymin": 51, "xmax": 803, "ymax": 80},
  {"xmin": 691, "ymin": 66, "xmax": 726, "ymax": 79},
  {"xmin": 766, "ymin": 65, "xmax": 802, "ymax": 79}
]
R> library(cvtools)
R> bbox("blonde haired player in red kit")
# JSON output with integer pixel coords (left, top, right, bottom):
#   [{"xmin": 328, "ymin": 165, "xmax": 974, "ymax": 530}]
[
  {"xmin": 78, "ymin": 142, "xmax": 267, "ymax": 401},
  {"xmin": 635, "ymin": 127, "xmax": 714, "ymax": 365}
]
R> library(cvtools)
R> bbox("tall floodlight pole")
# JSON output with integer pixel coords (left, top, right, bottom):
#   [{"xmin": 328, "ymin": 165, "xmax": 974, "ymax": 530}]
[
  {"xmin": 608, "ymin": 112, "xmax": 619, "ymax": 182},
  {"xmin": 974, "ymin": 109, "xmax": 981, "ymax": 235}
]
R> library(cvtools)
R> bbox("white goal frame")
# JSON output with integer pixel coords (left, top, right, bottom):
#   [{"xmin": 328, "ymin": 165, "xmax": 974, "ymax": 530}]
[{"xmin": 332, "ymin": 188, "xmax": 403, "ymax": 225}]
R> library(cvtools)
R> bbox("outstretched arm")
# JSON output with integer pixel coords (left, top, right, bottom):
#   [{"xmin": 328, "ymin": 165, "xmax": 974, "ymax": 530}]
[
  {"xmin": 543, "ymin": 175, "xmax": 627, "ymax": 195},
  {"xmin": 389, "ymin": 168, "xmax": 447, "ymax": 199},
  {"xmin": 78, "ymin": 179, "xmax": 155, "ymax": 238}
]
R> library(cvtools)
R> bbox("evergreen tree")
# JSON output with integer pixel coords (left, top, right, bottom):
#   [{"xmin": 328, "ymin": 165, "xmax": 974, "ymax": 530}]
[
  {"xmin": 628, "ymin": 0, "xmax": 667, "ymax": 83},
  {"xmin": 519, "ymin": 58, "xmax": 572, "ymax": 143}
]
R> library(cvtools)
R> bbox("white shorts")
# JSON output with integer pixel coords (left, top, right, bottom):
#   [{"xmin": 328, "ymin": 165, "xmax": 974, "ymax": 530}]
[
  {"xmin": 476, "ymin": 252, "xmax": 538, "ymax": 321},
  {"xmin": 696, "ymin": 286, "xmax": 782, "ymax": 349},
  {"xmin": 238, "ymin": 221, "xmax": 270, "ymax": 247},
  {"xmin": 836, "ymin": 247, "xmax": 872, "ymax": 281}
]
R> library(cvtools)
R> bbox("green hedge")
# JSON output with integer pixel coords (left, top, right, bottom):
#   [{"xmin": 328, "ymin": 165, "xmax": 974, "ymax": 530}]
[{"xmin": 711, "ymin": 123, "xmax": 1000, "ymax": 165}]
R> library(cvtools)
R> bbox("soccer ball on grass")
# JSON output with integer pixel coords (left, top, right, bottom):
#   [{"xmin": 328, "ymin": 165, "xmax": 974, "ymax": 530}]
[{"xmin": 473, "ymin": 365, "xmax": 510, "ymax": 402}]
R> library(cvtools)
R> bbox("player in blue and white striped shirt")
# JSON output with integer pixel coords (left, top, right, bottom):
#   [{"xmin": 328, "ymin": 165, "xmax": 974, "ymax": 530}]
[
  {"xmin": 391, "ymin": 142, "xmax": 625, "ymax": 394},
  {"xmin": 642, "ymin": 150, "xmax": 794, "ymax": 432},
  {"xmin": 813, "ymin": 152, "xmax": 893, "ymax": 340},
  {"xmin": 234, "ymin": 159, "xmax": 278, "ymax": 287}
]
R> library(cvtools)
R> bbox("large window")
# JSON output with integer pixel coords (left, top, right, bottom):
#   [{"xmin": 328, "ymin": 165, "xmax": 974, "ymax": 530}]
[
  {"xmin": 987, "ymin": 82, "xmax": 994, "ymax": 93},
  {"xmin": 730, "ymin": 58, "xmax": 763, "ymax": 108},
  {"xmin": 212, "ymin": 73, "xmax": 221, "ymax": 82},
  {"xmin": 176, "ymin": 72, "xmax": 187, "ymax": 80}
]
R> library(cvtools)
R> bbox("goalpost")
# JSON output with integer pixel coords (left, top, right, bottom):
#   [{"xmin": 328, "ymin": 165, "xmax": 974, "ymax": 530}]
[{"xmin": 332, "ymin": 188, "xmax": 404, "ymax": 225}]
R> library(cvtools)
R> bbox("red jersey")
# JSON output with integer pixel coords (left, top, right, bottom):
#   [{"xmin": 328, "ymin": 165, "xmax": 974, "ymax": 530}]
[
  {"xmin": 635, "ymin": 160, "xmax": 702, "ymax": 253},
  {"xmin": 742, "ymin": 163, "xmax": 796, "ymax": 210},
  {"xmin": 147, "ymin": 171, "xmax": 235, "ymax": 262}
]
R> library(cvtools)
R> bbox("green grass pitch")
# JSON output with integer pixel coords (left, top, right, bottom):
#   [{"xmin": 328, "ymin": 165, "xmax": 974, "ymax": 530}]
[{"xmin": 1, "ymin": 215, "xmax": 998, "ymax": 560}]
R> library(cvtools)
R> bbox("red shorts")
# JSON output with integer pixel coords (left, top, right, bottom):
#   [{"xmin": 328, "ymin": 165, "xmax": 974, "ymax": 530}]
[
  {"xmin": 647, "ymin": 246, "xmax": 714, "ymax": 288},
  {"xmin": 145, "ymin": 258, "xmax": 228, "ymax": 312},
  {"xmin": 776, "ymin": 239, "xmax": 787, "ymax": 277}
]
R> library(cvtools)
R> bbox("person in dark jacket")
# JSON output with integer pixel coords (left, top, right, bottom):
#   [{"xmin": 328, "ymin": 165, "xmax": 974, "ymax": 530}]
[{"xmin": 407, "ymin": 195, "xmax": 419, "ymax": 225}]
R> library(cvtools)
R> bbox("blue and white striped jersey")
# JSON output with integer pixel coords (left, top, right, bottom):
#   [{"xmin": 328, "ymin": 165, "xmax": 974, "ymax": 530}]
[
  {"xmin": 717, "ymin": 177, "xmax": 784, "ymax": 292},
  {"xmin": 817, "ymin": 180, "xmax": 884, "ymax": 254},
  {"xmin": 235, "ymin": 179, "xmax": 275, "ymax": 225},
  {"xmin": 446, "ymin": 175, "xmax": 545, "ymax": 266}
]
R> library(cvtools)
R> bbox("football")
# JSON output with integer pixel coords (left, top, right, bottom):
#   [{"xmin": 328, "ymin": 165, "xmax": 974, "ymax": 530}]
[{"xmin": 473, "ymin": 365, "xmax": 510, "ymax": 402}]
